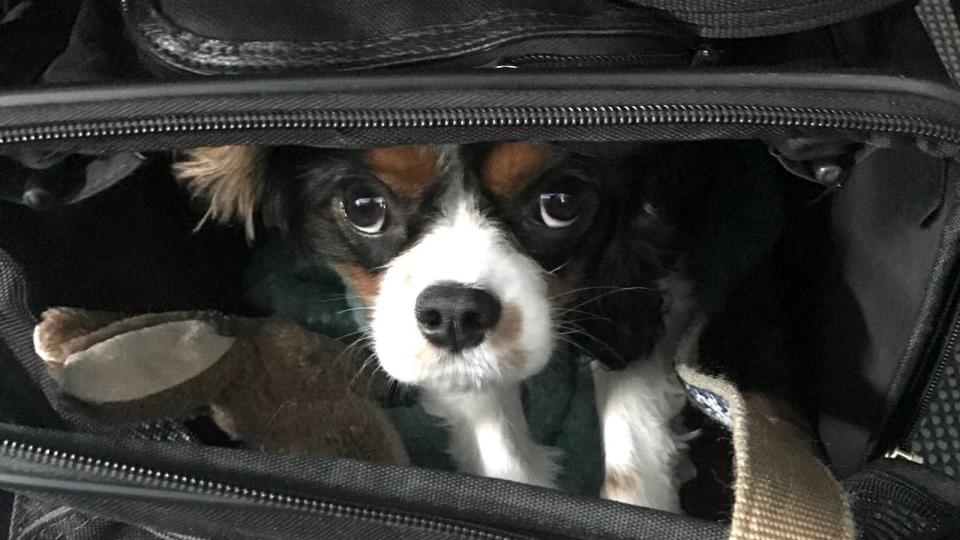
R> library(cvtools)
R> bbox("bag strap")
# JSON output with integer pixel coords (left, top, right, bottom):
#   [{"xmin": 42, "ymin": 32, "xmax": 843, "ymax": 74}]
[
  {"xmin": 676, "ymin": 319, "xmax": 856, "ymax": 540},
  {"xmin": 916, "ymin": 0, "xmax": 960, "ymax": 85}
]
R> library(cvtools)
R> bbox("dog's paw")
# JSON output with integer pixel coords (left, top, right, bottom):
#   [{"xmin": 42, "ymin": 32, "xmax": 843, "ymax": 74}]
[
  {"xmin": 601, "ymin": 467, "xmax": 681, "ymax": 512},
  {"xmin": 516, "ymin": 442, "xmax": 561, "ymax": 489},
  {"xmin": 463, "ymin": 437, "xmax": 560, "ymax": 489}
]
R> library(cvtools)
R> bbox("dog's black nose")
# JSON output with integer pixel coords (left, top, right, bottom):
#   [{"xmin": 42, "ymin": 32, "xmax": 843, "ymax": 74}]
[{"xmin": 415, "ymin": 283, "xmax": 502, "ymax": 352}]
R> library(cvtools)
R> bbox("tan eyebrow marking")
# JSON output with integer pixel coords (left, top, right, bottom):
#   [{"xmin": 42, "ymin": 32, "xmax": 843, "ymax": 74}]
[
  {"xmin": 361, "ymin": 146, "xmax": 440, "ymax": 199},
  {"xmin": 481, "ymin": 143, "xmax": 555, "ymax": 199}
]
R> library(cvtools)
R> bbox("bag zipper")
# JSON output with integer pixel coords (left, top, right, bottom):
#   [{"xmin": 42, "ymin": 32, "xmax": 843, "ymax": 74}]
[
  {"xmin": 908, "ymin": 319, "xmax": 960, "ymax": 439},
  {"xmin": 0, "ymin": 439, "xmax": 514, "ymax": 539},
  {"xmin": 1, "ymin": 104, "xmax": 959, "ymax": 146},
  {"xmin": 882, "ymin": 235, "xmax": 960, "ymax": 461},
  {"xmin": 892, "ymin": 288, "xmax": 960, "ymax": 459},
  {"xmin": 487, "ymin": 52, "xmax": 691, "ymax": 69}
]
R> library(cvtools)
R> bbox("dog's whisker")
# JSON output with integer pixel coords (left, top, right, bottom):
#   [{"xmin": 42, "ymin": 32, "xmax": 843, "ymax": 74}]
[
  {"xmin": 556, "ymin": 316, "xmax": 616, "ymax": 326},
  {"xmin": 348, "ymin": 338, "xmax": 375, "ymax": 359},
  {"xmin": 552, "ymin": 322, "xmax": 589, "ymax": 332},
  {"xmin": 554, "ymin": 325, "xmax": 592, "ymax": 335},
  {"xmin": 362, "ymin": 356, "xmax": 384, "ymax": 397},
  {"xmin": 552, "ymin": 321, "xmax": 625, "ymax": 365},
  {"xmin": 564, "ymin": 287, "xmax": 658, "ymax": 311},
  {"xmin": 550, "ymin": 305, "xmax": 600, "ymax": 315},
  {"xmin": 543, "ymin": 260, "xmax": 571, "ymax": 275},
  {"xmin": 550, "ymin": 307, "xmax": 603, "ymax": 318},
  {"xmin": 342, "ymin": 330, "xmax": 371, "ymax": 348},
  {"xmin": 365, "ymin": 364, "xmax": 384, "ymax": 397},
  {"xmin": 334, "ymin": 328, "xmax": 369, "ymax": 341},
  {"xmin": 553, "ymin": 334, "xmax": 601, "ymax": 363},
  {"xmin": 382, "ymin": 374, "xmax": 411, "ymax": 404},
  {"xmin": 549, "ymin": 285, "xmax": 656, "ymax": 300},
  {"xmin": 335, "ymin": 306, "xmax": 375, "ymax": 316},
  {"xmin": 558, "ymin": 311, "xmax": 613, "ymax": 323},
  {"xmin": 551, "ymin": 285, "xmax": 652, "ymax": 298},
  {"xmin": 554, "ymin": 321, "xmax": 623, "ymax": 362},
  {"xmin": 550, "ymin": 285, "xmax": 649, "ymax": 295},
  {"xmin": 335, "ymin": 332, "xmax": 374, "ymax": 367},
  {"xmin": 303, "ymin": 295, "xmax": 356, "ymax": 303},
  {"xmin": 555, "ymin": 332, "xmax": 623, "ymax": 365},
  {"xmin": 348, "ymin": 352, "xmax": 379, "ymax": 393}
]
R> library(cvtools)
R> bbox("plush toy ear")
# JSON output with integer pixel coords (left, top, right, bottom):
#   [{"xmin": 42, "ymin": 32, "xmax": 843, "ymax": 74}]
[
  {"xmin": 59, "ymin": 319, "xmax": 236, "ymax": 404},
  {"xmin": 173, "ymin": 145, "xmax": 267, "ymax": 240},
  {"xmin": 35, "ymin": 309, "xmax": 246, "ymax": 423}
]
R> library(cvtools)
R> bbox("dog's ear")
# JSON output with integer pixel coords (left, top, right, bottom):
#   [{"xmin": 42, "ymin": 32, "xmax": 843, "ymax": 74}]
[
  {"xmin": 568, "ymin": 159, "xmax": 679, "ymax": 368},
  {"xmin": 174, "ymin": 145, "xmax": 267, "ymax": 240}
]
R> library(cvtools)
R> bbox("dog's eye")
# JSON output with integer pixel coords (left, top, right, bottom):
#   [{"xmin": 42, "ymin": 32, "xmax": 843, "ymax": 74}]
[
  {"xmin": 341, "ymin": 186, "xmax": 388, "ymax": 234},
  {"xmin": 539, "ymin": 191, "xmax": 582, "ymax": 228}
]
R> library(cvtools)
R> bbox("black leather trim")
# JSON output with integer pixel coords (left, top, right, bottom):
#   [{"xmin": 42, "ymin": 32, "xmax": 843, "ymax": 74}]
[{"xmin": 122, "ymin": 0, "xmax": 693, "ymax": 75}]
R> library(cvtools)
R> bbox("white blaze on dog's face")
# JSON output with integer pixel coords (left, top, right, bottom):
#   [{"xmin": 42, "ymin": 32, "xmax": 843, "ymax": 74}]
[
  {"xmin": 371, "ymin": 152, "xmax": 553, "ymax": 390},
  {"xmin": 273, "ymin": 142, "xmax": 634, "ymax": 392}
]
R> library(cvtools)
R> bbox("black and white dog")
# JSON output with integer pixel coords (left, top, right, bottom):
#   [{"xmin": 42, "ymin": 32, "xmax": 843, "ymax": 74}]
[{"xmin": 176, "ymin": 142, "xmax": 696, "ymax": 511}]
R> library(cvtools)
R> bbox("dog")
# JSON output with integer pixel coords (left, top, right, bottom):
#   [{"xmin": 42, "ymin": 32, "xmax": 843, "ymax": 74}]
[{"xmin": 175, "ymin": 142, "xmax": 696, "ymax": 512}]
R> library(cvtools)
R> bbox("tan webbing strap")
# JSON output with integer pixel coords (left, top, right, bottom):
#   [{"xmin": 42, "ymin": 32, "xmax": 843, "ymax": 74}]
[{"xmin": 675, "ymin": 321, "xmax": 856, "ymax": 540}]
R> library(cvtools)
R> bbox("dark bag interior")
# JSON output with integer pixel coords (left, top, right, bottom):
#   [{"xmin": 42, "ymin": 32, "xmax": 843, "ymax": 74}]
[{"xmin": 4, "ymin": 1, "xmax": 960, "ymax": 538}]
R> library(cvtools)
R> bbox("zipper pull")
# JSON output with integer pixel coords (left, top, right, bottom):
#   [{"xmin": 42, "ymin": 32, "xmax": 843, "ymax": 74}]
[
  {"xmin": 811, "ymin": 160, "xmax": 844, "ymax": 187},
  {"xmin": 475, "ymin": 57, "xmax": 518, "ymax": 70},
  {"xmin": 884, "ymin": 447, "xmax": 926, "ymax": 464},
  {"xmin": 770, "ymin": 150, "xmax": 851, "ymax": 189},
  {"xmin": 767, "ymin": 137, "xmax": 861, "ymax": 191},
  {"xmin": 691, "ymin": 43, "xmax": 722, "ymax": 66}
]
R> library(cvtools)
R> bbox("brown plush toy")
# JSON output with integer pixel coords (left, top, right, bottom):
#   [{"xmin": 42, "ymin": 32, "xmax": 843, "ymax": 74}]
[{"xmin": 32, "ymin": 307, "xmax": 408, "ymax": 465}]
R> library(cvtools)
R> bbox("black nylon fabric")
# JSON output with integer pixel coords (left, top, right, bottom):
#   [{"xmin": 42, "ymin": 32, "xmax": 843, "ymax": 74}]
[
  {"xmin": 909, "ymin": 346, "xmax": 960, "ymax": 476},
  {"xmin": 9, "ymin": 496, "xmax": 180, "ymax": 540},
  {"xmin": 626, "ymin": 0, "xmax": 907, "ymax": 38},
  {"xmin": 0, "ymin": 0, "xmax": 79, "ymax": 86},
  {"xmin": 845, "ymin": 458, "xmax": 960, "ymax": 539},
  {"xmin": 11, "ymin": 492, "xmax": 489, "ymax": 540},
  {"xmin": 41, "ymin": 0, "xmax": 143, "ymax": 85},
  {"xmin": 0, "ymin": 247, "xmax": 70, "ymax": 430},
  {"xmin": 0, "ymin": 424, "xmax": 729, "ymax": 540}
]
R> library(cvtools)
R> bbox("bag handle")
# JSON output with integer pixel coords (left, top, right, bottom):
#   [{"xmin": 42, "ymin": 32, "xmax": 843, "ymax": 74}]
[{"xmin": 676, "ymin": 319, "xmax": 856, "ymax": 540}]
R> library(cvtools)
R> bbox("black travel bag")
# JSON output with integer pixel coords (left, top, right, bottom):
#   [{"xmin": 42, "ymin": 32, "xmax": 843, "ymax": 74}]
[{"xmin": 4, "ymin": 1, "xmax": 960, "ymax": 538}]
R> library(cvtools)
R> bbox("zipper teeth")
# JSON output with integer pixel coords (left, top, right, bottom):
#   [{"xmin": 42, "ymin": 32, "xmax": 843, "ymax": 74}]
[
  {"xmin": 905, "ymin": 316, "xmax": 960, "ymax": 442},
  {"xmin": 1, "ymin": 104, "xmax": 959, "ymax": 145},
  {"xmin": 503, "ymin": 53, "xmax": 687, "ymax": 65},
  {"xmin": 0, "ymin": 439, "xmax": 509, "ymax": 540},
  {"xmin": 899, "ymin": 255, "xmax": 960, "ymax": 447}
]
